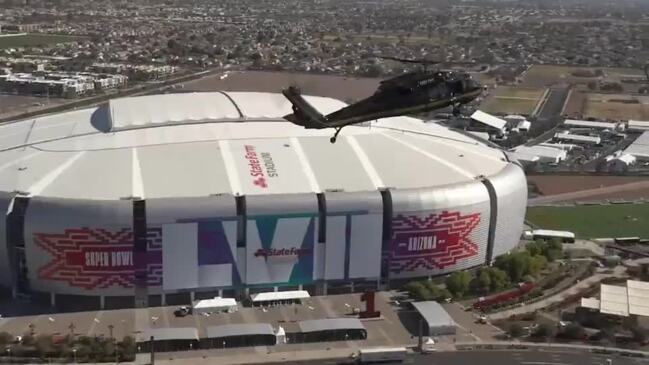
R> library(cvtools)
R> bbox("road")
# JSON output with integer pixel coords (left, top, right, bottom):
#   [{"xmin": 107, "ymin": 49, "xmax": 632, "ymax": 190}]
[
  {"xmin": 537, "ymin": 87, "xmax": 571, "ymax": 120},
  {"xmin": 285, "ymin": 350, "xmax": 648, "ymax": 365}
]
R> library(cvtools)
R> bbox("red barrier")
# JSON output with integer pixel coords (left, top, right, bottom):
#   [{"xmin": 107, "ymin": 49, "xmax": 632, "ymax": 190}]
[{"xmin": 473, "ymin": 283, "xmax": 535, "ymax": 310}]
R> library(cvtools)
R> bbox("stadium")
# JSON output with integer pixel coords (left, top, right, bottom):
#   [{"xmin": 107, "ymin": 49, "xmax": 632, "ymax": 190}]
[{"xmin": 0, "ymin": 92, "xmax": 527, "ymax": 310}]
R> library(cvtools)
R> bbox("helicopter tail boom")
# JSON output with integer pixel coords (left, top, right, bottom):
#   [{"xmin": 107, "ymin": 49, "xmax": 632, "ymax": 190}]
[{"xmin": 282, "ymin": 86, "xmax": 329, "ymax": 129}]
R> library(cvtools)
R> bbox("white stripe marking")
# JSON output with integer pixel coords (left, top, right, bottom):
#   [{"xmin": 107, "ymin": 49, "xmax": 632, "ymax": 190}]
[
  {"xmin": 345, "ymin": 135, "xmax": 384, "ymax": 189},
  {"xmin": 521, "ymin": 362, "xmax": 570, "ymax": 365},
  {"xmin": 0, "ymin": 150, "xmax": 42, "ymax": 172},
  {"xmin": 381, "ymin": 132, "xmax": 475, "ymax": 179},
  {"xmin": 28, "ymin": 151, "xmax": 85, "ymax": 196},
  {"xmin": 219, "ymin": 140, "xmax": 243, "ymax": 195},
  {"xmin": 290, "ymin": 137, "xmax": 320, "ymax": 193},
  {"xmin": 132, "ymin": 147, "xmax": 145, "ymax": 199}
]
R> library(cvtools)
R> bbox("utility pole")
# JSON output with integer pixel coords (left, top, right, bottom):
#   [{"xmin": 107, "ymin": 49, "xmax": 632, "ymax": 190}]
[
  {"xmin": 418, "ymin": 318, "xmax": 424, "ymax": 352},
  {"xmin": 149, "ymin": 336, "xmax": 155, "ymax": 365}
]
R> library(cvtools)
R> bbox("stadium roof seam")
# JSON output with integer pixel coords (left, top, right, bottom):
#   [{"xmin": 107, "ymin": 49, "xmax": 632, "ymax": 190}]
[
  {"xmin": 27, "ymin": 151, "xmax": 85, "ymax": 197},
  {"xmin": 219, "ymin": 139, "xmax": 243, "ymax": 196},
  {"xmin": 290, "ymin": 137, "xmax": 321, "ymax": 193},
  {"xmin": 218, "ymin": 91, "xmax": 245, "ymax": 118},
  {"xmin": 381, "ymin": 132, "xmax": 475, "ymax": 179},
  {"xmin": 345, "ymin": 134, "xmax": 384, "ymax": 189}
]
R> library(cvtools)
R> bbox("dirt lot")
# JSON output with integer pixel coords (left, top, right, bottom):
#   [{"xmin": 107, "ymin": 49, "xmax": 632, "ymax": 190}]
[
  {"xmin": 183, "ymin": 71, "xmax": 381, "ymax": 102},
  {"xmin": 479, "ymin": 86, "xmax": 545, "ymax": 115},
  {"xmin": 521, "ymin": 65, "xmax": 645, "ymax": 88},
  {"xmin": 527, "ymin": 175, "xmax": 649, "ymax": 195},
  {"xmin": 582, "ymin": 93, "xmax": 649, "ymax": 120},
  {"xmin": 0, "ymin": 94, "xmax": 67, "ymax": 118}
]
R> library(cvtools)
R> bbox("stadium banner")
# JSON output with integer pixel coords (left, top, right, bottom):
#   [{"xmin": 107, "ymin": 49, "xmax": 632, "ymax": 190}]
[
  {"xmin": 147, "ymin": 196, "xmax": 238, "ymax": 291},
  {"xmin": 488, "ymin": 164, "xmax": 528, "ymax": 258},
  {"xmin": 24, "ymin": 197, "xmax": 145, "ymax": 296},
  {"xmin": 0, "ymin": 192, "xmax": 14, "ymax": 288},
  {"xmin": 388, "ymin": 182, "xmax": 491, "ymax": 279},
  {"xmin": 226, "ymin": 139, "xmax": 314, "ymax": 196},
  {"xmin": 245, "ymin": 194, "xmax": 318, "ymax": 285},
  {"xmin": 324, "ymin": 192, "xmax": 383, "ymax": 280}
]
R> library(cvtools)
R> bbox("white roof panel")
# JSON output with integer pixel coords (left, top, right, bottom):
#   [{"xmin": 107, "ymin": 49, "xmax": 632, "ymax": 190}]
[
  {"xmin": 624, "ymin": 131, "xmax": 649, "ymax": 159},
  {"xmin": 250, "ymin": 290, "xmax": 310, "ymax": 302},
  {"xmin": 137, "ymin": 141, "xmax": 232, "ymax": 198},
  {"xmin": 600, "ymin": 284, "xmax": 629, "ymax": 317},
  {"xmin": 226, "ymin": 92, "xmax": 346, "ymax": 118},
  {"xmin": 108, "ymin": 92, "xmax": 241, "ymax": 130},
  {"xmin": 38, "ymin": 149, "xmax": 132, "ymax": 200},
  {"xmin": 564, "ymin": 119, "xmax": 617, "ymax": 129},
  {"xmin": 554, "ymin": 133, "xmax": 601, "ymax": 144},
  {"xmin": 193, "ymin": 297, "xmax": 237, "ymax": 310},
  {"xmin": 581, "ymin": 297, "xmax": 601, "ymax": 310},
  {"xmin": 225, "ymin": 138, "xmax": 314, "ymax": 195},
  {"xmin": 471, "ymin": 110, "xmax": 506, "ymax": 130},
  {"xmin": 354, "ymin": 133, "xmax": 473, "ymax": 189}
]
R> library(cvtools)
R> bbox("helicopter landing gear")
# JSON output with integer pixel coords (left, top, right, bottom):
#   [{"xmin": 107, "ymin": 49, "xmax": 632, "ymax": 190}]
[{"xmin": 330, "ymin": 127, "xmax": 344, "ymax": 144}]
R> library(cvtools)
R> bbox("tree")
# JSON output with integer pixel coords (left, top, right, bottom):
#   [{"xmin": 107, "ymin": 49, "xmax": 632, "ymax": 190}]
[
  {"xmin": 487, "ymin": 267, "xmax": 511, "ymax": 292},
  {"xmin": 531, "ymin": 323, "xmax": 554, "ymax": 340},
  {"xmin": 630, "ymin": 326, "xmax": 647, "ymax": 343},
  {"xmin": 544, "ymin": 239, "xmax": 563, "ymax": 262},
  {"xmin": 472, "ymin": 269, "xmax": 492, "ymax": 294},
  {"xmin": 561, "ymin": 323, "xmax": 586, "ymax": 340},
  {"xmin": 527, "ymin": 240, "xmax": 545, "ymax": 256},
  {"xmin": 445, "ymin": 271, "xmax": 471, "ymax": 298},
  {"xmin": 508, "ymin": 323, "xmax": 524, "ymax": 338},
  {"xmin": 508, "ymin": 252, "xmax": 532, "ymax": 282},
  {"xmin": 529, "ymin": 255, "xmax": 548, "ymax": 276}
]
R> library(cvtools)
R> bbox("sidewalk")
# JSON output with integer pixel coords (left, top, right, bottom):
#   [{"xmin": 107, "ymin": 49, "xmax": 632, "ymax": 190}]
[{"xmin": 488, "ymin": 266, "xmax": 627, "ymax": 320}]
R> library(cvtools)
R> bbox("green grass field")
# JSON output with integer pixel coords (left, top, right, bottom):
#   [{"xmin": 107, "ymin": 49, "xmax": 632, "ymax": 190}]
[
  {"xmin": 0, "ymin": 33, "xmax": 86, "ymax": 49},
  {"xmin": 526, "ymin": 204, "xmax": 649, "ymax": 238}
]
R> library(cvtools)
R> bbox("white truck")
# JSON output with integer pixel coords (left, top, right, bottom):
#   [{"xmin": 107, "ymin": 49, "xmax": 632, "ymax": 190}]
[{"xmin": 354, "ymin": 347, "xmax": 408, "ymax": 363}]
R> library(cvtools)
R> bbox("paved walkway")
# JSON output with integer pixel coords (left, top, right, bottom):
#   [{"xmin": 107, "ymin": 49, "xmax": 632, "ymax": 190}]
[{"xmin": 488, "ymin": 266, "xmax": 627, "ymax": 320}]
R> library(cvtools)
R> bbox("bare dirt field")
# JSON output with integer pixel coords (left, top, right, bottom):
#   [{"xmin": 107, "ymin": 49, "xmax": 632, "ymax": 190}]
[
  {"xmin": 183, "ymin": 71, "xmax": 381, "ymax": 102},
  {"xmin": 479, "ymin": 86, "xmax": 545, "ymax": 115},
  {"xmin": 521, "ymin": 65, "xmax": 645, "ymax": 88},
  {"xmin": 0, "ymin": 94, "xmax": 67, "ymax": 118},
  {"xmin": 527, "ymin": 175, "xmax": 649, "ymax": 195},
  {"xmin": 582, "ymin": 93, "xmax": 649, "ymax": 120}
]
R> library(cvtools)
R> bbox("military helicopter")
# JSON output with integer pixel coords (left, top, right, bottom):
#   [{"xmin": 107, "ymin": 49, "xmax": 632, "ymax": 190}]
[{"xmin": 282, "ymin": 57, "xmax": 484, "ymax": 143}]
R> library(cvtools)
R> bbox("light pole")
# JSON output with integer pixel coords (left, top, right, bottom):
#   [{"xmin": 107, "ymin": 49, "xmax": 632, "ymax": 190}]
[
  {"xmin": 72, "ymin": 347, "xmax": 77, "ymax": 363},
  {"xmin": 108, "ymin": 324, "xmax": 114, "ymax": 339},
  {"xmin": 5, "ymin": 347, "xmax": 11, "ymax": 363}
]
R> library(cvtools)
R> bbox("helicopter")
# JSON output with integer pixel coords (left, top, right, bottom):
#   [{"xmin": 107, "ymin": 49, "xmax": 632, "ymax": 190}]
[{"xmin": 282, "ymin": 57, "xmax": 484, "ymax": 143}]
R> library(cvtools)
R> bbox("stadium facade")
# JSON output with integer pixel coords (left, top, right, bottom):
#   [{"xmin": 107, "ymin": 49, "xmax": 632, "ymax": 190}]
[{"xmin": 0, "ymin": 92, "xmax": 527, "ymax": 310}]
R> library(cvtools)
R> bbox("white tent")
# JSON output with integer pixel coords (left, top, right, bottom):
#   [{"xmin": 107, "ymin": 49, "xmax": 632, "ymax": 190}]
[{"xmin": 193, "ymin": 297, "xmax": 238, "ymax": 314}]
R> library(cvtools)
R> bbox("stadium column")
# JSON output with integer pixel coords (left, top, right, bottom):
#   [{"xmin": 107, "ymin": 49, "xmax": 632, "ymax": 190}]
[
  {"xmin": 480, "ymin": 178, "xmax": 498, "ymax": 265},
  {"xmin": 379, "ymin": 189, "xmax": 393, "ymax": 289},
  {"xmin": 315, "ymin": 192, "xmax": 327, "ymax": 296},
  {"xmin": 133, "ymin": 199, "xmax": 149, "ymax": 308}
]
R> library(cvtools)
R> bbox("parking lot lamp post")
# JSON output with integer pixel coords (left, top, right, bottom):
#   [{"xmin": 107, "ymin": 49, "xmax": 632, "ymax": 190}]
[
  {"xmin": 72, "ymin": 347, "xmax": 77, "ymax": 363},
  {"xmin": 5, "ymin": 346, "xmax": 11, "ymax": 363}
]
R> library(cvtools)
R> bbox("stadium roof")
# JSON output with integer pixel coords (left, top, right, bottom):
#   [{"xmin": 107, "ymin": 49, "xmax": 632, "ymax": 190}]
[
  {"xmin": 0, "ymin": 92, "xmax": 509, "ymax": 200},
  {"xmin": 298, "ymin": 318, "xmax": 365, "ymax": 333},
  {"xmin": 470, "ymin": 110, "xmax": 507, "ymax": 131},
  {"xmin": 624, "ymin": 131, "xmax": 649, "ymax": 159}
]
